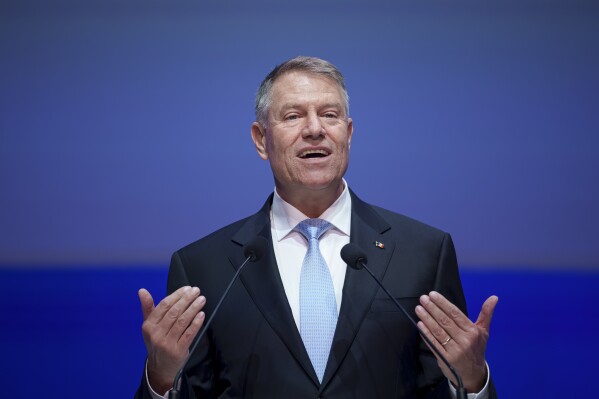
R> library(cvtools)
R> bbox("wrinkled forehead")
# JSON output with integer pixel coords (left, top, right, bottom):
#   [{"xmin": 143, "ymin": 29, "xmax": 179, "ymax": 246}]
[{"xmin": 269, "ymin": 71, "xmax": 346, "ymax": 108}]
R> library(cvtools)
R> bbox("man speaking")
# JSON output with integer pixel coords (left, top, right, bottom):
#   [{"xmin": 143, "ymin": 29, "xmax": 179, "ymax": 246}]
[{"xmin": 135, "ymin": 56, "xmax": 498, "ymax": 399}]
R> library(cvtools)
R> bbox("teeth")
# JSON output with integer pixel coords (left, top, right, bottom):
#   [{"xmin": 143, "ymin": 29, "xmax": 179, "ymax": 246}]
[{"xmin": 299, "ymin": 149, "xmax": 329, "ymax": 158}]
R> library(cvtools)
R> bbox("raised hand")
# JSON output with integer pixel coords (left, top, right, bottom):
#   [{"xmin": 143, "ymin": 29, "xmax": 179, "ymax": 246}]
[
  {"xmin": 138, "ymin": 286, "xmax": 206, "ymax": 395},
  {"xmin": 415, "ymin": 291, "xmax": 498, "ymax": 393}
]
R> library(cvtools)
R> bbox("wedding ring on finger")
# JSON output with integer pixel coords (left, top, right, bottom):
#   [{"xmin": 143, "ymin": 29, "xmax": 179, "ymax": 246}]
[{"xmin": 441, "ymin": 336, "xmax": 451, "ymax": 346}]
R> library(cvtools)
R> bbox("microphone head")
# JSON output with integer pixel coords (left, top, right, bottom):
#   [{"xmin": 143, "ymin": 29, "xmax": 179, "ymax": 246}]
[
  {"xmin": 340, "ymin": 243, "xmax": 367, "ymax": 270},
  {"xmin": 243, "ymin": 236, "xmax": 269, "ymax": 262}
]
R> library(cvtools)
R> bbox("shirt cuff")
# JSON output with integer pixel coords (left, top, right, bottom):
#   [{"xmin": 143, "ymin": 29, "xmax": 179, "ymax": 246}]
[
  {"xmin": 448, "ymin": 362, "xmax": 491, "ymax": 399},
  {"xmin": 145, "ymin": 359, "xmax": 171, "ymax": 399}
]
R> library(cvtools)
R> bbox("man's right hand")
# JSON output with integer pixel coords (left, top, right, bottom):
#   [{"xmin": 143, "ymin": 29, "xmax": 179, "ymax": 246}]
[{"xmin": 138, "ymin": 286, "xmax": 206, "ymax": 395}]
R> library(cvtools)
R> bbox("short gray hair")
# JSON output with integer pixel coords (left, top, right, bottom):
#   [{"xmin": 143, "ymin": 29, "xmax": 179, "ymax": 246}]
[{"xmin": 255, "ymin": 56, "xmax": 349, "ymax": 126}]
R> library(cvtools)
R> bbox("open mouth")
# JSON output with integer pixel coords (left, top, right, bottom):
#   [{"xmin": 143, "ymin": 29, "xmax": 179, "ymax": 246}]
[{"xmin": 298, "ymin": 149, "xmax": 330, "ymax": 159}]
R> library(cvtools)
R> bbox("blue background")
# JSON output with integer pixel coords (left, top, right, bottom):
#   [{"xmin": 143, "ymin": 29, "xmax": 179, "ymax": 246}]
[{"xmin": 1, "ymin": 0, "xmax": 598, "ymax": 398}]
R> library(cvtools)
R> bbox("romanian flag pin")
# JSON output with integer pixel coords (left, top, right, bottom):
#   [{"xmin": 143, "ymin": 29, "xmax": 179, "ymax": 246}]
[{"xmin": 375, "ymin": 241, "xmax": 385, "ymax": 249}]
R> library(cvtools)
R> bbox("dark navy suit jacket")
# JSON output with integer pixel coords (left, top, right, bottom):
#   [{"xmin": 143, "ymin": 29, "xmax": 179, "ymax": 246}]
[{"xmin": 135, "ymin": 191, "xmax": 497, "ymax": 399}]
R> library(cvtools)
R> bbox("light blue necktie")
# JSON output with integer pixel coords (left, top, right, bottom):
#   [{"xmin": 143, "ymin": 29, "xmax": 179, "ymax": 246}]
[{"xmin": 296, "ymin": 218, "xmax": 337, "ymax": 382}]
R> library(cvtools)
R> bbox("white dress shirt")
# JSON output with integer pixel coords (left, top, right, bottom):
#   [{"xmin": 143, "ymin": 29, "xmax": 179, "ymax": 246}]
[{"xmin": 270, "ymin": 183, "xmax": 351, "ymax": 330}]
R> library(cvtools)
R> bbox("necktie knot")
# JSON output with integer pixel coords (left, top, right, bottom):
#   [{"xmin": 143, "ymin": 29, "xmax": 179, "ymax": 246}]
[{"xmin": 295, "ymin": 218, "xmax": 333, "ymax": 242}]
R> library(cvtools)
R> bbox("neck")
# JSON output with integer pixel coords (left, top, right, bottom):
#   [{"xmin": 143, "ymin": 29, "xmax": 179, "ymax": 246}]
[{"xmin": 277, "ymin": 181, "xmax": 345, "ymax": 219}]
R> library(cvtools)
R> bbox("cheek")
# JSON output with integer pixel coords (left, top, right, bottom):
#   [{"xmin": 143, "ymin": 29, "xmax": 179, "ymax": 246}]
[
  {"xmin": 264, "ymin": 136, "xmax": 275, "ymax": 154},
  {"xmin": 267, "ymin": 146, "xmax": 294, "ymax": 175},
  {"xmin": 265, "ymin": 133, "xmax": 289, "ymax": 153},
  {"xmin": 268, "ymin": 137, "xmax": 297, "ymax": 162},
  {"xmin": 336, "ymin": 137, "xmax": 351, "ymax": 155}
]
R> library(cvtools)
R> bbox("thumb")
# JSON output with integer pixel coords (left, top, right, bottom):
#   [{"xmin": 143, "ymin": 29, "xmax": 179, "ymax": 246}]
[
  {"xmin": 138, "ymin": 288, "xmax": 155, "ymax": 321},
  {"xmin": 475, "ymin": 295, "xmax": 499, "ymax": 332}
]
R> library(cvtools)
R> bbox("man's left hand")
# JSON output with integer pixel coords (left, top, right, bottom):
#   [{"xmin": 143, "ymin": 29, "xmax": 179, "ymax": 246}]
[{"xmin": 415, "ymin": 291, "xmax": 498, "ymax": 393}]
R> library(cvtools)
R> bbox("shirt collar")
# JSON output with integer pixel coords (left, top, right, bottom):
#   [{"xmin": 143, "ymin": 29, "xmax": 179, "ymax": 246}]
[{"xmin": 271, "ymin": 179, "xmax": 352, "ymax": 242}]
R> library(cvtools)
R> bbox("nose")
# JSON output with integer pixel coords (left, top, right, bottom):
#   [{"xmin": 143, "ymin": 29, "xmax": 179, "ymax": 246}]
[{"xmin": 302, "ymin": 112, "xmax": 325, "ymax": 139}]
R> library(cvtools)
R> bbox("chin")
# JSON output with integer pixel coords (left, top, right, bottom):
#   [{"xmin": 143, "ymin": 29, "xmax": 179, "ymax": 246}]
[{"xmin": 300, "ymin": 177, "xmax": 343, "ymax": 192}]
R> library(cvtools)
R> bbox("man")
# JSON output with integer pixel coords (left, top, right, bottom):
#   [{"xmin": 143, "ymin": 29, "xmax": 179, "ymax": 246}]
[{"xmin": 136, "ymin": 56, "xmax": 498, "ymax": 399}]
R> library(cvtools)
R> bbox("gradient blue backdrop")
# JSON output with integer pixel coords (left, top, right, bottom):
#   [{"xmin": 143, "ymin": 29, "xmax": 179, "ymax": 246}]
[{"xmin": 1, "ymin": 1, "xmax": 598, "ymax": 398}]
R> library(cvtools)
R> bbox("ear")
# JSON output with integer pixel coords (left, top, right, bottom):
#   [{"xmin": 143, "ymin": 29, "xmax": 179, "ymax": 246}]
[
  {"xmin": 251, "ymin": 122, "xmax": 269, "ymax": 160},
  {"xmin": 347, "ymin": 117, "xmax": 354, "ymax": 150}
]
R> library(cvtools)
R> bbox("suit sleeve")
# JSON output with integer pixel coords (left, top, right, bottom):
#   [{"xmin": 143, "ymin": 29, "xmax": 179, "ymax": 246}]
[
  {"xmin": 418, "ymin": 233, "xmax": 498, "ymax": 399},
  {"xmin": 413, "ymin": 233, "xmax": 464, "ymax": 398},
  {"xmin": 433, "ymin": 234, "xmax": 467, "ymax": 314}
]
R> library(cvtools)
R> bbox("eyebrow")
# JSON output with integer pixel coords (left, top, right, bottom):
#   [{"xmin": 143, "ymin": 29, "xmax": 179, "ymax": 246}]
[{"xmin": 278, "ymin": 102, "xmax": 344, "ymax": 112}]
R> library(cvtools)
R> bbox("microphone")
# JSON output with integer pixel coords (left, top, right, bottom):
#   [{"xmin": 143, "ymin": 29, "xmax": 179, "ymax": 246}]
[
  {"xmin": 169, "ymin": 236, "xmax": 269, "ymax": 399},
  {"xmin": 340, "ymin": 244, "xmax": 468, "ymax": 399}
]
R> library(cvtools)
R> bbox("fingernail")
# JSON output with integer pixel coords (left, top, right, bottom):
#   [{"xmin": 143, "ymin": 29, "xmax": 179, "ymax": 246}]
[
  {"xmin": 430, "ymin": 291, "xmax": 440, "ymax": 299},
  {"xmin": 191, "ymin": 287, "xmax": 200, "ymax": 295}
]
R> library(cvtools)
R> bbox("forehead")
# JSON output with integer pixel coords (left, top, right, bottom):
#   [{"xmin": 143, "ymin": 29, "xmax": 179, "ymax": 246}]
[{"xmin": 269, "ymin": 71, "xmax": 344, "ymax": 107}]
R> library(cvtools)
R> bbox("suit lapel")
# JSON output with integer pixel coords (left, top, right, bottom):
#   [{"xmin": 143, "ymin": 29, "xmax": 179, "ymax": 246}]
[
  {"xmin": 229, "ymin": 196, "xmax": 319, "ymax": 385},
  {"xmin": 321, "ymin": 191, "xmax": 396, "ymax": 390},
  {"xmin": 227, "ymin": 192, "xmax": 396, "ymax": 390}
]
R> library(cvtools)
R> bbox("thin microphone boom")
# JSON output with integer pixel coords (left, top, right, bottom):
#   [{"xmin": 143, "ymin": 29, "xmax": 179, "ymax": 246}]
[
  {"xmin": 340, "ymin": 243, "xmax": 467, "ymax": 399},
  {"xmin": 169, "ymin": 236, "xmax": 268, "ymax": 399}
]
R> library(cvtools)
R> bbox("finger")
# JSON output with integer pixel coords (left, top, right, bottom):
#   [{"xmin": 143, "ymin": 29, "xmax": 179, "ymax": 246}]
[
  {"xmin": 428, "ymin": 291, "xmax": 471, "ymax": 331},
  {"xmin": 160, "ymin": 287, "xmax": 201, "ymax": 332},
  {"xmin": 417, "ymin": 320, "xmax": 459, "ymax": 387},
  {"xmin": 167, "ymin": 294, "xmax": 206, "ymax": 342},
  {"xmin": 178, "ymin": 311, "xmax": 206, "ymax": 349},
  {"xmin": 475, "ymin": 295, "xmax": 499, "ymax": 332},
  {"xmin": 138, "ymin": 288, "xmax": 155, "ymax": 321},
  {"xmin": 415, "ymin": 304, "xmax": 453, "ymax": 347},
  {"xmin": 417, "ymin": 320, "xmax": 456, "ymax": 381},
  {"xmin": 417, "ymin": 320, "xmax": 449, "ymax": 359},
  {"xmin": 419, "ymin": 294, "xmax": 461, "ymax": 338},
  {"xmin": 149, "ymin": 286, "xmax": 192, "ymax": 323}
]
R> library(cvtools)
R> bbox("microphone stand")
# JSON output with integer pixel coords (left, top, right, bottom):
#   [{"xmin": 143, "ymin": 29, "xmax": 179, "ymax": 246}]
[
  {"xmin": 168, "ymin": 247, "xmax": 263, "ymax": 399},
  {"xmin": 358, "ymin": 261, "xmax": 468, "ymax": 399}
]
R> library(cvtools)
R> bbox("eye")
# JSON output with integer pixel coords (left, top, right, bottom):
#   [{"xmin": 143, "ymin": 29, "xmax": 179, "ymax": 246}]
[
  {"xmin": 323, "ymin": 112, "xmax": 338, "ymax": 119},
  {"xmin": 285, "ymin": 114, "xmax": 300, "ymax": 121}
]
